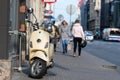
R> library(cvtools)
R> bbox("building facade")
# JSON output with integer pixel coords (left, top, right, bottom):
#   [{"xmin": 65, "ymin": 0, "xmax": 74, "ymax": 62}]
[
  {"xmin": 9, "ymin": 0, "xmax": 45, "ymax": 68},
  {"xmin": 111, "ymin": 0, "xmax": 120, "ymax": 28},
  {"xmin": 81, "ymin": 0, "xmax": 120, "ymax": 37},
  {"xmin": 100, "ymin": 0, "xmax": 113, "ymax": 32},
  {"xmin": 26, "ymin": 0, "xmax": 44, "ymax": 23},
  {"xmin": 87, "ymin": 0, "xmax": 101, "ymax": 36},
  {"xmin": 81, "ymin": 0, "xmax": 88, "ymax": 30}
]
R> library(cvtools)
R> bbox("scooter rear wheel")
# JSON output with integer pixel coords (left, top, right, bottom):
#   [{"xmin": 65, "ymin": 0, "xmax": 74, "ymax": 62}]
[{"xmin": 30, "ymin": 59, "xmax": 46, "ymax": 78}]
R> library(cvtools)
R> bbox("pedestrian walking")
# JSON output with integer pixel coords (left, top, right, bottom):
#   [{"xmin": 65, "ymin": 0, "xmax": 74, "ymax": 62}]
[
  {"xmin": 52, "ymin": 21, "xmax": 60, "ymax": 52},
  {"xmin": 59, "ymin": 20, "xmax": 70, "ymax": 54},
  {"xmin": 72, "ymin": 20, "xmax": 84, "ymax": 57}
]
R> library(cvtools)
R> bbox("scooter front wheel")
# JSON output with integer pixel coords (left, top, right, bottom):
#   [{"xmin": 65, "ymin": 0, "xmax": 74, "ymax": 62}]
[{"xmin": 30, "ymin": 59, "xmax": 46, "ymax": 78}]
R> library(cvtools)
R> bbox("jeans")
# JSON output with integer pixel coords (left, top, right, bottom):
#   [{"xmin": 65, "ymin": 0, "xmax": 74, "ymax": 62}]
[{"xmin": 62, "ymin": 40, "xmax": 68, "ymax": 53}]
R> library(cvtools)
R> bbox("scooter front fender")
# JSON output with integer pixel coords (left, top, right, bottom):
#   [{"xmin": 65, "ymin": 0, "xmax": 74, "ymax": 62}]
[{"xmin": 30, "ymin": 51, "xmax": 49, "ymax": 62}]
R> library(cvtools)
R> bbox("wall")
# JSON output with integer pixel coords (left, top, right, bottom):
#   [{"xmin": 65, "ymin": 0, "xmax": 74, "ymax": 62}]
[{"xmin": 0, "ymin": 0, "xmax": 10, "ymax": 59}]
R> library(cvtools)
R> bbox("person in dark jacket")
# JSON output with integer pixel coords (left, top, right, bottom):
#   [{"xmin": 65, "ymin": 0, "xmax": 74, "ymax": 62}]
[{"xmin": 53, "ymin": 21, "xmax": 60, "ymax": 52}]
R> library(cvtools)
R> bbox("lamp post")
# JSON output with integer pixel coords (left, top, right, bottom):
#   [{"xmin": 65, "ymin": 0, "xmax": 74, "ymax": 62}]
[{"xmin": 66, "ymin": 4, "xmax": 76, "ymax": 26}]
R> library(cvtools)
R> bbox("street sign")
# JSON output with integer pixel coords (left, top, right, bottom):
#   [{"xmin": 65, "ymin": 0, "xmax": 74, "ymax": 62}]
[
  {"xmin": 66, "ymin": 4, "xmax": 76, "ymax": 25},
  {"xmin": 42, "ymin": 0, "xmax": 57, "ymax": 4},
  {"xmin": 57, "ymin": 14, "xmax": 64, "ymax": 21},
  {"xmin": 44, "ymin": 10, "xmax": 53, "ymax": 14},
  {"xmin": 66, "ymin": 4, "xmax": 76, "ymax": 15}
]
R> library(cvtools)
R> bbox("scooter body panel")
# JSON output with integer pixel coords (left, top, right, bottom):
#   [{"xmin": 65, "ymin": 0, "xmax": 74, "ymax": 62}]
[
  {"xmin": 29, "ymin": 29, "xmax": 54, "ymax": 66},
  {"xmin": 29, "ymin": 51, "xmax": 52, "ymax": 66},
  {"xmin": 29, "ymin": 29, "xmax": 49, "ymax": 52}
]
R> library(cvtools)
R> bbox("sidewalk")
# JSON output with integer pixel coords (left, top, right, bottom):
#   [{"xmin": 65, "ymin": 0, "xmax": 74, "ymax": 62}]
[{"xmin": 12, "ymin": 43, "xmax": 120, "ymax": 80}]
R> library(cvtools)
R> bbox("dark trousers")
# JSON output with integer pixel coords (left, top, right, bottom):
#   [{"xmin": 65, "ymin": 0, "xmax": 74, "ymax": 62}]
[{"xmin": 73, "ymin": 37, "xmax": 82, "ymax": 56}]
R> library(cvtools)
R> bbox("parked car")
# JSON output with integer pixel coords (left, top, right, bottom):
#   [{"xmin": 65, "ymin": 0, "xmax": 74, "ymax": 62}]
[
  {"xmin": 69, "ymin": 31, "xmax": 94, "ymax": 42},
  {"xmin": 102, "ymin": 28, "xmax": 120, "ymax": 41},
  {"xmin": 85, "ymin": 32, "xmax": 94, "ymax": 42}
]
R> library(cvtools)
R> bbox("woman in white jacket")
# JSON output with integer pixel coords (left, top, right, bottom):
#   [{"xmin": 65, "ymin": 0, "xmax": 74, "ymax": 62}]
[{"xmin": 72, "ymin": 20, "xmax": 84, "ymax": 57}]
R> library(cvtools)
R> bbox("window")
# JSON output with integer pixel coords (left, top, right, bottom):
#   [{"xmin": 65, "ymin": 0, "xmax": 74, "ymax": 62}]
[{"xmin": 110, "ymin": 30, "xmax": 120, "ymax": 36}]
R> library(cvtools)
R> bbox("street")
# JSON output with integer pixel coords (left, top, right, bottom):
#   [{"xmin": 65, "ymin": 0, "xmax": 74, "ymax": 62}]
[
  {"xmin": 84, "ymin": 40, "xmax": 120, "ymax": 66},
  {"xmin": 12, "ymin": 40, "xmax": 120, "ymax": 80},
  {"xmin": 1, "ymin": 0, "xmax": 120, "ymax": 80}
]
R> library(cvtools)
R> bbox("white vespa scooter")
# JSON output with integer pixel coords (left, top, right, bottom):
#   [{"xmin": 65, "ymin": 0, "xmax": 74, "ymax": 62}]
[{"xmin": 26, "ymin": 8, "xmax": 55, "ymax": 78}]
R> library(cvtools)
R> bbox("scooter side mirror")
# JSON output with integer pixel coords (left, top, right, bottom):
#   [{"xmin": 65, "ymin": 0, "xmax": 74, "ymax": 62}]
[{"xmin": 27, "ymin": 8, "xmax": 34, "ymax": 14}]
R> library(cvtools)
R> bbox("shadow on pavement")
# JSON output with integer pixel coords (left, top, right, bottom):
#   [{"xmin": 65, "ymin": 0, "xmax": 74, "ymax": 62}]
[{"xmin": 54, "ymin": 63, "xmax": 70, "ymax": 71}]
